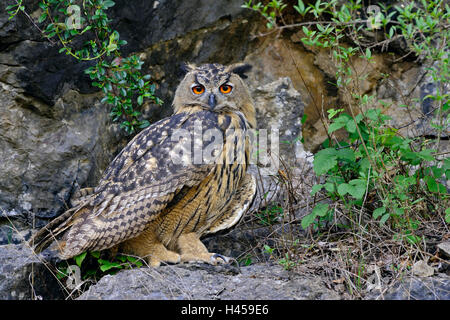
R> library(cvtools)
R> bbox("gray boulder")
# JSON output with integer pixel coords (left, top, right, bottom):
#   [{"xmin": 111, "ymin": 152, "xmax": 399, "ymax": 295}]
[
  {"xmin": 0, "ymin": 243, "xmax": 65, "ymax": 300},
  {"xmin": 78, "ymin": 263, "xmax": 341, "ymax": 300},
  {"xmin": 366, "ymin": 274, "xmax": 450, "ymax": 300}
]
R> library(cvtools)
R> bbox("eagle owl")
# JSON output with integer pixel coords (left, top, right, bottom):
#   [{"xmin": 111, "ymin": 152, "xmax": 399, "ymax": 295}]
[{"xmin": 30, "ymin": 62, "xmax": 257, "ymax": 267}]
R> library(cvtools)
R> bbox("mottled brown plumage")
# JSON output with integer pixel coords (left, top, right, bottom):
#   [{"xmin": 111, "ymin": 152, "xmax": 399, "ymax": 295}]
[{"xmin": 30, "ymin": 62, "xmax": 256, "ymax": 266}]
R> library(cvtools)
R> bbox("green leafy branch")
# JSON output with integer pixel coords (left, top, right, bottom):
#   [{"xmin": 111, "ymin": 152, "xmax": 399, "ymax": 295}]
[
  {"xmin": 56, "ymin": 250, "xmax": 144, "ymax": 285},
  {"xmin": 244, "ymin": 0, "xmax": 449, "ymax": 243},
  {"xmin": 6, "ymin": 0, "xmax": 163, "ymax": 134}
]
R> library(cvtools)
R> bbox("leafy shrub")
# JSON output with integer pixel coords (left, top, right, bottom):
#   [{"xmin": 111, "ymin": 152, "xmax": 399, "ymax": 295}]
[
  {"xmin": 244, "ymin": 0, "xmax": 449, "ymax": 236},
  {"xmin": 244, "ymin": 1, "xmax": 449, "ymax": 294},
  {"xmin": 6, "ymin": 0, "xmax": 162, "ymax": 134}
]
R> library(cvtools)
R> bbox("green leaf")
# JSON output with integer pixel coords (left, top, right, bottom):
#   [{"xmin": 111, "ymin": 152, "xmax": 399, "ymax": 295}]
[
  {"xmin": 137, "ymin": 95, "xmax": 143, "ymax": 106},
  {"xmin": 328, "ymin": 114, "xmax": 351, "ymax": 134},
  {"xmin": 138, "ymin": 120, "xmax": 150, "ymax": 129},
  {"xmin": 90, "ymin": 251, "xmax": 101, "ymax": 259},
  {"xmin": 445, "ymin": 207, "xmax": 450, "ymax": 224},
  {"xmin": 302, "ymin": 26, "xmax": 309, "ymax": 36},
  {"xmin": 443, "ymin": 157, "xmax": 450, "ymax": 171},
  {"xmin": 431, "ymin": 166, "xmax": 444, "ymax": 178},
  {"xmin": 337, "ymin": 180, "xmax": 366, "ymax": 199},
  {"xmin": 348, "ymin": 179, "xmax": 366, "ymax": 199},
  {"xmin": 264, "ymin": 245, "xmax": 274, "ymax": 254},
  {"xmin": 424, "ymin": 176, "xmax": 446, "ymax": 193},
  {"xmin": 337, "ymin": 183, "xmax": 352, "ymax": 197},
  {"xmin": 358, "ymin": 158, "xmax": 371, "ymax": 177},
  {"xmin": 98, "ymin": 259, "xmax": 122, "ymax": 272},
  {"xmin": 107, "ymin": 43, "xmax": 118, "ymax": 52},
  {"xmin": 443, "ymin": 102, "xmax": 450, "ymax": 112},
  {"xmin": 417, "ymin": 149, "xmax": 435, "ymax": 162},
  {"xmin": 294, "ymin": 0, "xmax": 305, "ymax": 14},
  {"xmin": 393, "ymin": 207, "xmax": 404, "ymax": 216},
  {"xmin": 313, "ymin": 148, "xmax": 337, "ymax": 175},
  {"xmin": 117, "ymin": 255, "xmax": 127, "ymax": 263},
  {"xmin": 373, "ymin": 207, "xmax": 386, "ymax": 219},
  {"xmin": 301, "ymin": 213, "xmax": 315, "ymax": 229},
  {"xmin": 379, "ymin": 213, "xmax": 390, "ymax": 225},
  {"xmin": 388, "ymin": 26, "xmax": 394, "ymax": 38},
  {"xmin": 56, "ymin": 267, "xmax": 67, "ymax": 280},
  {"xmin": 365, "ymin": 108, "xmax": 380, "ymax": 121},
  {"xmin": 127, "ymin": 256, "xmax": 143, "ymax": 268},
  {"xmin": 301, "ymin": 203, "xmax": 329, "ymax": 229},
  {"xmin": 327, "ymin": 108, "xmax": 344, "ymax": 119},
  {"xmin": 313, "ymin": 203, "xmax": 329, "ymax": 217},
  {"xmin": 324, "ymin": 182, "xmax": 335, "ymax": 193},
  {"xmin": 345, "ymin": 119, "xmax": 356, "ymax": 133},
  {"xmin": 38, "ymin": 13, "xmax": 48, "ymax": 23},
  {"xmin": 74, "ymin": 252, "xmax": 87, "ymax": 268},
  {"xmin": 336, "ymin": 148, "xmax": 355, "ymax": 162},
  {"xmin": 328, "ymin": 121, "xmax": 346, "ymax": 133},
  {"xmin": 103, "ymin": 0, "xmax": 116, "ymax": 9},
  {"xmin": 311, "ymin": 184, "xmax": 323, "ymax": 196},
  {"xmin": 301, "ymin": 113, "xmax": 307, "ymax": 124},
  {"xmin": 301, "ymin": 203, "xmax": 329, "ymax": 230},
  {"xmin": 80, "ymin": 25, "xmax": 92, "ymax": 34}
]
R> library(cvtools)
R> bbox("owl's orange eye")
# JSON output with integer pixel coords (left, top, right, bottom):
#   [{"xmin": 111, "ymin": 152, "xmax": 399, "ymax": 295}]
[
  {"xmin": 192, "ymin": 85, "xmax": 205, "ymax": 95},
  {"xmin": 219, "ymin": 84, "xmax": 233, "ymax": 94}
]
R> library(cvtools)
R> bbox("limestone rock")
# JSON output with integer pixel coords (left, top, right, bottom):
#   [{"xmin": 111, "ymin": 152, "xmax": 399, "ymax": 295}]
[
  {"xmin": 246, "ymin": 77, "xmax": 313, "ymax": 218},
  {"xmin": 0, "ymin": 243, "xmax": 65, "ymax": 300},
  {"xmin": 77, "ymin": 263, "xmax": 341, "ymax": 300},
  {"xmin": 252, "ymin": 77, "xmax": 306, "ymax": 168},
  {"xmin": 411, "ymin": 260, "xmax": 435, "ymax": 277},
  {"xmin": 376, "ymin": 63, "xmax": 450, "ymax": 140},
  {"xmin": 0, "ymin": 84, "xmax": 124, "ymax": 222},
  {"xmin": 366, "ymin": 274, "xmax": 450, "ymax": 300},
  {"xmin": 437, "ymin": 242, "xmax": 450, "ymax": 259}
]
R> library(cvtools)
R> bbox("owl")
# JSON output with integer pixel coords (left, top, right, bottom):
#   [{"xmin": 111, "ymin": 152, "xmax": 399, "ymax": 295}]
[{"xmin": 30, "ymin": 62, "xmax": 257, "ymax": 267}]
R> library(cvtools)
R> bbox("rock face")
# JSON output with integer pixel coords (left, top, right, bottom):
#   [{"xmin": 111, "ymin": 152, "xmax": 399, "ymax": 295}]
[
  {"xmin": 246, "ymin": 77, "xmax": 313, "ymax": 216},
  {"xmin": 78, "ymin": 263, "xmax": 341, "ymax": 300},
  {"xmin": 0, "ymin": 244, "xmax": 65, "ymax": 300},
  {"xmin": 0, "ymin": 0, "xmax": 261, "ymax": 225},
  {"xmin": 366, "ymin": 274, "xmax": 450, "ymax": 300},
  {"xmin": 0, "ymin": 86, "xmax": 119, "ymax": 222},
  {"xmin": 252, "ymin": 77, "xmax": 305, "ymax": 169}
]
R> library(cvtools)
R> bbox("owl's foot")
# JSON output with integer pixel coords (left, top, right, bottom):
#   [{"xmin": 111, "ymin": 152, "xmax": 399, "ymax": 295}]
[
  {"xmin": 180, "ymin": 251, "xmax": 232, "ymax": 265},
  {"xmin": 147, "ymin": 246, "xmax": 181, "ymax": 267},
  {"xmin": 120, "ymin": 231, "xmax": 181, "ymax": 267},
  {"xmin": 177, "ymin": 232, "xmax": 232, "ymax": 265},
  {"xmin": 211, "ymin": 253, "xmax": 231, "ymax": 264}
]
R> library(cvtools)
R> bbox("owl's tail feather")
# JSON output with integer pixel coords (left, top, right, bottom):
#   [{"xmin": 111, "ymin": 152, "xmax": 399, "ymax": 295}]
[
  {"xmin": 28, "ymin": 205, "xmax": 84, "ymax": 256},
  {"xmin": 29, "ymin": 187, "xmax": 97, "ymax": 256}
]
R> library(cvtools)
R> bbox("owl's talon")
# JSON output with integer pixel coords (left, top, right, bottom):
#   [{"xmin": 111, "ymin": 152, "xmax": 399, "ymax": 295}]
[{"xmin": 211, "ymin": 253, "xmax": 231, "ymax": 265}]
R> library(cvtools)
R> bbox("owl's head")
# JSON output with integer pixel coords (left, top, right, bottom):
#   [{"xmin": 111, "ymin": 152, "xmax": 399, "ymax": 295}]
[{"xmin": 173, "ymin": 62, "xmax": 255, "ymax": 128}]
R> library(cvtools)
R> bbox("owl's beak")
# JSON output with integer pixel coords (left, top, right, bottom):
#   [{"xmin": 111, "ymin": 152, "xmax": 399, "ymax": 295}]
[{"xmin": 208, "ymin": 94, "xmax": 217, "ymax": 109}]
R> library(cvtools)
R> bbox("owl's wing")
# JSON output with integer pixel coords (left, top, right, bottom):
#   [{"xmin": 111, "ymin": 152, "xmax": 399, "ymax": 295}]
[
  {"xmin": 91, "ymin": 111, "xmax": 217, "ymax": 216},
  {"xmin": 34, "ymin": 111, "xmax": 224, "ymax": 258}
]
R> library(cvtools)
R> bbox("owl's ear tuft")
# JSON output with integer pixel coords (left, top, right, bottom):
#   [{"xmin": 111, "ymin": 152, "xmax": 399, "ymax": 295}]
[
  {"xmin": 228, "ymin": 63, "xmax": 252, "ymax": 79},
  {"xmin": 180, "ymin": 62, "xmax": 196, "ymax": 76}
]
